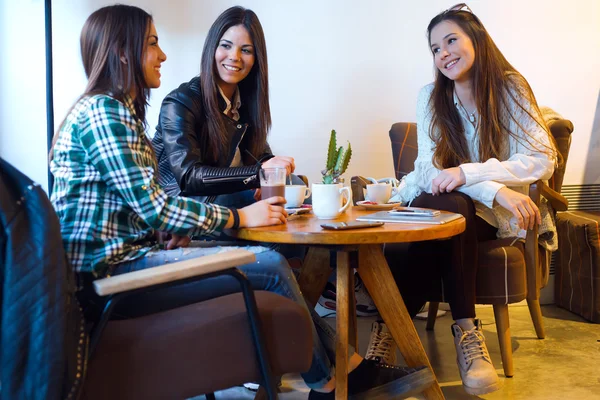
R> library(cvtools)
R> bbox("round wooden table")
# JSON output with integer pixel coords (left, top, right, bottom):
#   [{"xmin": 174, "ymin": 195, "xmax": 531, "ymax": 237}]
[{"xmin": 231, "ymin": 207, "xmax": 465, "ymax": 400}]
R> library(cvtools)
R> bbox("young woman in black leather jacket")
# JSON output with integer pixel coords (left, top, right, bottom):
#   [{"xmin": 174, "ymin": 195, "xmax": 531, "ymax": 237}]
[{"xmin": 152, "ymin": 6, "xmax": 296, "ymax": 208}]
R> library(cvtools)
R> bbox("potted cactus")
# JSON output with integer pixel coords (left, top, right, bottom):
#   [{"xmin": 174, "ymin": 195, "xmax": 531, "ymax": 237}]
[
  {"xmin": 322, "ymin": 129, "xmax": 352, "ymax": 184},
  {"xmin": 312, "ymin": 130, "xmax": 353, "ymax": 219}
]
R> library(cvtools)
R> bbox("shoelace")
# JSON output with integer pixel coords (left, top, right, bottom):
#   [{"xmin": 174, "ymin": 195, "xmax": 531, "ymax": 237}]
[
  {"xmin": 366, "ymin": 329, "xmax": 395, "ymax": 361},
  {"xmin": 459, "ymin": 328, "xmax": 491, "ymax": 364}
]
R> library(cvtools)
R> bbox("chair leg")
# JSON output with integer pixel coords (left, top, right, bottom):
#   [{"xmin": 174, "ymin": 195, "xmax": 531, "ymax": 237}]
[
  {"xmin": 205, "ymin": 394, "xmax": 216, "ymax": 400},
  {"xmin": 493, "ymin": 304, "xmax": 514, "ymax": 378},
  {"xmin": 527, "ymin": 298, "xmax": 546, "ymax": 339},
  {"xmin": 426, "ymin": 302, "xmax": 439, "ymax": 331}
]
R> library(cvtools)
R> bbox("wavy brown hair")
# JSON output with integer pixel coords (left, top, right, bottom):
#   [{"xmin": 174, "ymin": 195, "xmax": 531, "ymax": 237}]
[
  {"xmin": 50, "ymin": 5, "xmax": 153, "ymax": 160},
  {"xmin": 426, "ymin": 8, "xmax": 559, "ymax": 169},
  {"xmin": 200, "ymin": 6, "xmax": 271, "ymax": 164}
]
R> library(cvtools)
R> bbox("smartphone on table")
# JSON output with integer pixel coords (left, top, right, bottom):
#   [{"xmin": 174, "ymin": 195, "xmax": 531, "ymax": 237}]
[
  {"xmin": 320, "ymin": 221, "xmax": 385, "ymax": 230},
  {"xmin": 388, "ymin": 207, "xmax": 441, "ymax": 217}
]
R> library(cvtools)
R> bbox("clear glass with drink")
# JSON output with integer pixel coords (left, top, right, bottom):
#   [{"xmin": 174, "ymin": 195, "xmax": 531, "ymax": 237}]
[{"xmin": 260, "ymin": 167, "xmax": 286, "ymax": 204}]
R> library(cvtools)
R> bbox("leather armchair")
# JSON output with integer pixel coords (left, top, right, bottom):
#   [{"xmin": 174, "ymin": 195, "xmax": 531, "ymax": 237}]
[{"xmin": 0, "ymin": 159, "xmax": 312, "ymax": 400}]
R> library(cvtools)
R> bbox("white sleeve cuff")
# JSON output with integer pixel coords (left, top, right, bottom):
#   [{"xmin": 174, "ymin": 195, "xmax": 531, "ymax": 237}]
[
  {"xmin": 460, "ymin": 163, "xmax": 480, "ymax": 186},
  {"xmin": 481, "ymin": 181, "xmax": 506, "ymax": 209}
]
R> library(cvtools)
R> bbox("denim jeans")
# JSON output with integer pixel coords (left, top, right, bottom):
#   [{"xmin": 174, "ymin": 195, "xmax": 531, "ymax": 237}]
[{"xmin": 112, "ymin": 242, "xmax": 346, "ymax": 388}]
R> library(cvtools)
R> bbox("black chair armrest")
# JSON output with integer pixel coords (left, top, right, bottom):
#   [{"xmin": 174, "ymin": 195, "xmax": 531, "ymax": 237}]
[{"xmin": 351, "ymin": 176, "xmax": 370, "ymax": 205}]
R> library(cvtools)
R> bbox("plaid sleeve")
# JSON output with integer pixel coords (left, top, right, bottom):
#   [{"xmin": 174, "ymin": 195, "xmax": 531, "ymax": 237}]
[{"xmin": 79, "ymin": 96, "xmax": 230, "ymax": 236}]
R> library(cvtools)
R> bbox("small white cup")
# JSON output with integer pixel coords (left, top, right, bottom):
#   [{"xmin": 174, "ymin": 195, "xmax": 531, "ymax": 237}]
[
  {"xmin": 285, "ymin": 185, "xmax": 311, "ymax": 208},
  {"xmin": 311, "ymin": 183, "xmax": 351, "ymax": 219},
  {"xmin": 366, "ymin": 183, "xmax": 398, "ymax": 204}
]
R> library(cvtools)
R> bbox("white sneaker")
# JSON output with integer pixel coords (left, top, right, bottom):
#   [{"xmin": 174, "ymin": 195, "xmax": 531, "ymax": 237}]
[
  {"xmin": 365, "ymin": 321, "xmax": 397, "ymax": 365},
  {"xmin": 452, "ymin": 319, "xmax": 501, "ymax": 395}
]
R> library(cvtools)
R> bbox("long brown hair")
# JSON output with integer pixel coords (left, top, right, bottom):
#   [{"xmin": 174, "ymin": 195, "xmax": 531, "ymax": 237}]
[
  {"xmin": 200, "ymin": 6, "xmax": 271, "ymax": 164},
  {"xmin": 50, "ymin": 5, "xmax": 153, "ymax": 159},
  {"xmin": 426, "ymin": 8, "xmax": 558, "ymax": 169}
]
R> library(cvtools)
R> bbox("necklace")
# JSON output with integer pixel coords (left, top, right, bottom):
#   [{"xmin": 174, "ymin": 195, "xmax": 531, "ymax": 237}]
[{"xmin": 455, "ymin": 92, "xmax": 477, "ymax": 127}]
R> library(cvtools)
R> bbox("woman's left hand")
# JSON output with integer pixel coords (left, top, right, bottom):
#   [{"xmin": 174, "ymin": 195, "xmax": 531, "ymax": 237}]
[
  {"xmin": 431, "ymin": 167, "xmax": 466, "ymax": 195},
  {"xmin": 156, "ymin": 232, "xmax": 191, "ymax": 250},
  {"xmin": 262, "ymin": 156, "xmax": 295, "ymax": 176}
]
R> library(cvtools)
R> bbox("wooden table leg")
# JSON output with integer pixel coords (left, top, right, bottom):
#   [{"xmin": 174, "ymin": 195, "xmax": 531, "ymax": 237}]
[
  {"xmin": 348, "ymin": 265, "xmax": 358, "ymax": 352},
  {"xmin": 297, "ymin": 247, "xmax": 332, "ymax": 307},
  {"xmin": 335, "ymin": 251, "xmax": 351, "ymax": 400},
  {"xmin": 358, "ymin": 244, "xmax": 445, "ymax": 400}
]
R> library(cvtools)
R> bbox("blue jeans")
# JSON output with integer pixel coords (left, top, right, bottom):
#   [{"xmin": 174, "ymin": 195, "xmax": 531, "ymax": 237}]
[{"xmin": 113, "ymin": 243, "xmax": 345, "ymax": 389}]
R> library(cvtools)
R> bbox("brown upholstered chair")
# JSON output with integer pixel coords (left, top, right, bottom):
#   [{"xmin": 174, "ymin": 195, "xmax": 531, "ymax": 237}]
[
  {"xmin": 351, "ymin": 118, "xmax": 573, "ymax": 377},
  {"xmin": 79, "ymin": 251, "xmax": 313, "ymax": 400},
  {"xmin": 0, "ymin": 160, "xmax": 312, "ymax": 400}
]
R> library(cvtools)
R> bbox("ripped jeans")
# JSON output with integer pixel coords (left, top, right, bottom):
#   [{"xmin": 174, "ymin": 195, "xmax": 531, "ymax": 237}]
[{"xmin": 110, "ymin": 242, "xmax": 346, "ymax": 389}]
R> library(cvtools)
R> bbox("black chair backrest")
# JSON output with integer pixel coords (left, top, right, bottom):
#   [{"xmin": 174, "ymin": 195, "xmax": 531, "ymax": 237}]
[{"xmin": 389, "ymin": 122, "xmax": 418, "ymax": 181}]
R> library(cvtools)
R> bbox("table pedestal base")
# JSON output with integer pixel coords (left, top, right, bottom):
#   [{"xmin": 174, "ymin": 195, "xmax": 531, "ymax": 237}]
[{"xmin": 299, "ymin": 245, "xmax": 444, "ymax": 400}]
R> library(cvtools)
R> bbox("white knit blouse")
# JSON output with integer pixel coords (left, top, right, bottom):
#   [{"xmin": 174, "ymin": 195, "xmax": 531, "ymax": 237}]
[{"xmin": 397, "ymin": 78, "xmax": 557, "ymax": 250}]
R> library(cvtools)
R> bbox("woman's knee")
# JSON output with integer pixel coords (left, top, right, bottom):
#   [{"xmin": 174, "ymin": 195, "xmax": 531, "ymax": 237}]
[
  {"xmin": 255, "ymin": 250, "xmax": 294, "ymax": 279},
  {"xmin": 413, "ymin": 192, "xmax": 475, "ymax": 215}
]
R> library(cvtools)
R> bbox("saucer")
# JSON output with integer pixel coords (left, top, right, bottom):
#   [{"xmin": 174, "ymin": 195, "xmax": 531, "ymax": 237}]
[{"xmin": 356, "ymin": 201, "xmax": 400, "ymax": 211}]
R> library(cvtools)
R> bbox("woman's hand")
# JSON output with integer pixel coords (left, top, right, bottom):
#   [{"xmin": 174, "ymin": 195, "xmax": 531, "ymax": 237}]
[
  {"xmin": 253, "ymin": 188, "xmax": 262, "ymax": 201},
  {"xmin": 239, "ymin": 197, "xmax": 288, "ymax": 228},
  {"xmin": 494, "ymin": 187, "xmax": 541, "ymax": 230},
  {"xmin": 262, "ymin": 156, "xmax": 296, "ymax": 176},
  {"xmin": 431, "ymin": 167, "xmax": 466, "ymax": 195},
  {"xmin": 155, "ymin": 232, "xmax": 191, "ymax": 250}
]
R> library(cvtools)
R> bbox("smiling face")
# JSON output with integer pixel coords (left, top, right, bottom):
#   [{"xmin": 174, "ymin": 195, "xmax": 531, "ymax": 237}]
[
  {"xmin": 214, "ymin": 24, "xmax": 255, "ymax": 97},
  {"xmin": 142, "ymin": 22, "xmax": 167, "ymax": 89},
  {"xmin": 430, "ymin": 20, "xmax": 475, "ymax": 84}
]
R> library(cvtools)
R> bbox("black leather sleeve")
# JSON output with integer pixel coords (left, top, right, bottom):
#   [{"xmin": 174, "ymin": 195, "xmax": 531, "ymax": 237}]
[
  {"xmin": 158, "ymin": 89, "xmax": 262, "ymax": 197},
  {"xmin": 257, "ymin": 143, "xmax": 275, "ymax": 163}
]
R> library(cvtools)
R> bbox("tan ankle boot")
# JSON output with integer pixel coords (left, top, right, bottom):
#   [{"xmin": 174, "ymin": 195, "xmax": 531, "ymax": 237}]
[
  {"xmin": 365, "ymin": 322, "xmax": 397, "ymax": 365},
  {"xmin": 452, "ymin": 319, "xmax": 501, "ymax": 395}
]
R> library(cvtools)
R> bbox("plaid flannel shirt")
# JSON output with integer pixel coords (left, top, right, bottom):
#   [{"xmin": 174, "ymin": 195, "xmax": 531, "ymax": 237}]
[{"xmin": 50, "ymin": 94, "xmax": 230, "ymax": 277}]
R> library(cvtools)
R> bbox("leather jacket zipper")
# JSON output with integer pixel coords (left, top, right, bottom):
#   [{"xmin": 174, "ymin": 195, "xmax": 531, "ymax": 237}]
[{"xmin": 202, "ymin": 174, "xmax": 256, "ymax": 185}]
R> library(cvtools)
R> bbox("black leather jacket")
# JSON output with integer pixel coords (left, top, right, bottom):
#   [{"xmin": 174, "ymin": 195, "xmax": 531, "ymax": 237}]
[
  {"xmin": 0, "ymin": 158, "xmax": 86, "ymax": 400},
  {"xmin": 152, "ymin": 76, "xmax": 274, "ymax": 199}
]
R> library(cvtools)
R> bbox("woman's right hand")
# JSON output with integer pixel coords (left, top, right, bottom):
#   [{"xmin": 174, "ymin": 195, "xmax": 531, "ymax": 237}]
[
  {"xmin": 238, "ymin": 197, "xmax": 288, "ymax": 228},
  {"xmin": 262, "ymin": 156, "xmax": 295, "ymax": 176},
  {"xmin": 494, "ymin": 187, "xmax": 541, "ymax": 230}
]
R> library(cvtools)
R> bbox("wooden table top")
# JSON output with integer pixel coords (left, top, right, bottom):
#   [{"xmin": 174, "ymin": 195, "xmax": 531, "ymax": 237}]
[{"xmin": 230, "ymin": 206, "xmax": 466, "ymax": 245}]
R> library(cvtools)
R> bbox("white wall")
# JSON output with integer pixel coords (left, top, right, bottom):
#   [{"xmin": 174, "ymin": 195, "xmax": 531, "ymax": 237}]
[{"xmin": 2, "ymin": 0, "xmax": 599, "ymax": 193}]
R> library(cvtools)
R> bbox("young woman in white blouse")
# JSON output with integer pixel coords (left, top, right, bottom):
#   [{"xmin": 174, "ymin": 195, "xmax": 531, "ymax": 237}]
[{"xmin": 366, "ymin": 4, "xmax": 559, "ymax": 396}]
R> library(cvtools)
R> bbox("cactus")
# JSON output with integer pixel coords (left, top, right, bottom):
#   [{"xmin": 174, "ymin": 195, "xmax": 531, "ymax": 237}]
[{"xmin": 321, "ymin": 130, "xmax": 352, "ymax": 184}]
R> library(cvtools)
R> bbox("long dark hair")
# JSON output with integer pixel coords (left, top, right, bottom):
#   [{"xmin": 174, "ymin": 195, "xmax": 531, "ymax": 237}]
[
  {"xmin": 50, "ymin": 5, "xmax": 153, "ymax": 159},
  {"xmin": 426, "ymin": 8, "xmax": 558, "ymax": 169},
  {"xmin": 200, "ymin": 6, "xmax": 271, "ymax": 164}
]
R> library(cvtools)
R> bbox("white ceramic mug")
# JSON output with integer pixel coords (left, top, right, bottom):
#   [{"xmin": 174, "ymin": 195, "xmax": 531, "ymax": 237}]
[
  {"xmin": 285, "ymin": 185, "xmax": 311, "ymax": 208},
  {"xmin": 311, "ymin": 183, "xmax": 351, "ymax": 219},
  {"xmin": 366, "ymin": 183, "xmax": 398, "ymax": 204}
]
